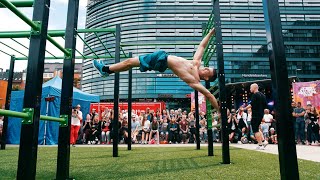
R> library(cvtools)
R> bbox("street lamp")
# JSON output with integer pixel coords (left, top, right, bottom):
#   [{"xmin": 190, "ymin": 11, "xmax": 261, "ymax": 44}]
[{"xmin": 295, "ymin": 68, "xmax": 301, "ymax": 82}]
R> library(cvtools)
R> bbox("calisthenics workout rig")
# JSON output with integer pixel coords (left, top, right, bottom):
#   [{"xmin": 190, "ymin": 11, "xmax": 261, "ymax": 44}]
[{"xmin": 0, "ymin": 0, "xmax": 299, "ymax": 180}]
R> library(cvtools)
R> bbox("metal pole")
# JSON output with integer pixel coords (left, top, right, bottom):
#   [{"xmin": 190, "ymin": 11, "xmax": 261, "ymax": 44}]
[
  {"xmin": 262, "ymin": 0, "xmax": 299, "ymax": 179},
  {"xmin": 113, "ymin": 24, "xmax": 121, "ymax": 157},
  {"xmin": 56, "ymin": 0, "xmax": 79, "ymax": 179},
  {"xmin": 0, "ymin": 56, "xmax": 15, "ymax": 150},
  {"xmin": 213, "ymin": 0, "xmax": 230, "ymax": 164},
  {"xmin": 202, "ymin": 22, "xmax": 214, "ymax": 157},
  {"xmin": 206, "ymin": 81, "xmax": 214, "ymax": 156},
  {"xmin": 17, "ymin": 0, "xmax": 50, "ymax": 179},
  {"xmin": 128, "ymin": 52, "xmax": 132, "ymax": 151},
  {"xmin": 195, "ymin": 90, "xmax": 200, "ymax": 150},
  {"xmin": 43, "ymin": 95, "xmax": 49, "ymax": 145}
]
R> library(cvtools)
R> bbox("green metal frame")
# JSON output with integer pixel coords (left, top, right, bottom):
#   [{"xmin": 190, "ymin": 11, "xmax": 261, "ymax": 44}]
[
  {"xmin": 0, "ymin": 108, "xmax": 68, "ymax": 126},
  {"xmin": 0, "ymin": 0, "xmax": 33, "ymax": 8}
]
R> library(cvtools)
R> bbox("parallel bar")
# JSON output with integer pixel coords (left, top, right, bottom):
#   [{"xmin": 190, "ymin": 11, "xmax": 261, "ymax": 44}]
[
  {"xmin": 0, "ymin": 49, "xmax": 12, "ymax": 56},
  {"xmin": 17, "ymin": 0, "xmax": 50, "ymax": 179},
  {"xmin": 39, "ymin": 115, "xmax": 64, "ymax": 122},
  {"xmin": 0, "ymin": 28, "xmax": 116, "ymax": 38},
  {"xmin": 15, "ymin": 55, "xmax": 126, "ymax": 60},
  {"xmin": 0, "ymin": 41, "xmax": 27, "ymax": 57},
  {"xmin": 195, "ymin": 90, "xmax": 200, "ymax": 150},
  {"xmin": 0, "ymin": 0, "xmax": 34, "ymax": 8},
  {"xmin": 11, "ymin": 38, "xmax": 57, "ymax": 58},
  {"xmin": 56, "ymin": 0, "xmax": 79, "ymax": 179},
  {"xmin": 213, "ymin": 0, "xmax": 230, "ymax": 164},
  {"xmin": 94, "ymin": 32, "xmax": 112, "ymax": 57},
  {"xmin": 77, "ymin": 34, "xmax": 99, "ymax": 58},
  {"xmin": 47, "ymin": 36, "xmax": 70, "ymax": 56},
  {"xmin": 0, "ymin": 0, "xmax": 38, "ymax": 30},
  {"xmin": 121, "ymin": 42, "xmax": 199, "ymax": 47},
  {"xmin": 0, "ymin": 56, "xmax": 15, "ymax": 150},
  {"xmin": 113, "ymin": 24, "xmax": 121, "ymax": 157},
  {"xmin": 262, "ymin": 0, "xmax": 299, "ymax": 179},
  {"xmin": 127, "ymin": 52, "xmax": 133, "ymax": 151}
]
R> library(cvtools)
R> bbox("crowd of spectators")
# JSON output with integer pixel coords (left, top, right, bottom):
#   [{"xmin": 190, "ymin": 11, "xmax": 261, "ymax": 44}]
[{"xmin": 76, "ymin": 102, "xmax": 320, "ymax": 146}]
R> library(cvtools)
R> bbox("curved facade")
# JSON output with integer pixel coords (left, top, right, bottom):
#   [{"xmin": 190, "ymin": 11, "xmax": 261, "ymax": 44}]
[{"xmin": 82, "ymin": 0, "xmax": 212, "ymax": 101}]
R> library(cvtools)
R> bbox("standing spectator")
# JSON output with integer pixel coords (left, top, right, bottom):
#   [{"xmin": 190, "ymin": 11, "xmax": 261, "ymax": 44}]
[
  {"xmin": 293, "ymin": 102, "xmax": 306, "ymax": 144},
  {"xmin": 188, "ymin": 114, "xmax": 196, "ymax": 143},
  {"xmin": 262, "ymin": 109, "xmax": 273, "ymax": 128},
  {"xmin": 242, "ymin": 83, "xmax": 268, "ymax": 150},
  {"xmin": 149, "ymin": 116, "xmax": 160, "ymax": 144},
  {"xmin": 70, "ymin": 105, "xmax": 83, "ymax": 146},
  {"xmin": 237, "ymin": 107, "xmax": 248, "ymax": 142},
  {"xmin": 169, "ymin": 117, "xmax": 179, "ymax": 144},
  {"xmin": 260, "ymin": 119, "xmax": 269, "ymax": 141},
  {"xmin": 199, "ymin": 116, "xmax": 207, "ymax": 143},
  {"xmin": 179, "ymin": 115, "xmax": 189, "ymax": 144},
  {"xmin": 306, "ymin": 106, "xmax": 319, "ymax": 145},
  {"xmin": 141, "ymin": 115, "xmax": 150, "ymax": 144},
  {"xmin": 83, "ymin": 118, "xmax": 92, "ymax": 144}
]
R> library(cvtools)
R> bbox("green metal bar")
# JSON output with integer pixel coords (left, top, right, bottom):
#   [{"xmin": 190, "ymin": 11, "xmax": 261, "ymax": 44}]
[
  {"xmin": 120, "ymin": 46, "xmax": 128, "ymax": 58},
  {"xmin": 94, "ymin": 32, "xmax": 113, "ymax": 57},
  {"xmin": 0, "ymin": 40, "xmax": 27, "ymax": 57},
  {"xmin": 121, "ymin": 42, "xmax": 199, "ymax": 47},
  {"xmin": 77, "ymin": 28, "xmax": 116, "ymax": 34},
  {"xmin": 0, "ymin": 49, "xmax": 12, "ymax": 56},
  {"xmin": 40, "ymin": 115, "xmax": 64, "ymax": 123},
  {"xmin": 77, "ymin": 34, "xmax": 99, "ymax": 58},
  {"xmin": 0, "ymin": 109, "xmax": 29, "ymax": 119},
  {"xmin": 0, "ymin": 0, "xmax": 38, "ymax": 30},
  {"xmin": 11, "ymin": 38, "xmax": 57, "ymax": 58},
  {"xmin": 0, "ymin": 28, "xmax": 118, "ymax": 38},
  {"xmin": 14, "ymin": 55, "xmax": 127, "ymax": 60},
  {"xmin": 61, "ymin": 36, "xmax": 85, "ymax": 59},
  {"xmin": 47, "ymin": 36, "xmax": 70, "ymax": 56},
  {"xmin": 0, "ymin": 0, "xmax": 33, "ymax": 8}
]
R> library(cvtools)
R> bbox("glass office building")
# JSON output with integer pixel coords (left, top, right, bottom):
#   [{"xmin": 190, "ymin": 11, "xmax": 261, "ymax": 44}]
[{"xmin": 82, "ymin": 0, "xmax": 320, "ymax": 104}]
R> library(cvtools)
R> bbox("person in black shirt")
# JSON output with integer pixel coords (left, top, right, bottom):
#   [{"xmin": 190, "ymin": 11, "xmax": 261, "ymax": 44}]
[{"xmin": 243, "ymin": 83, "xmax": 268, "ymax": 150}]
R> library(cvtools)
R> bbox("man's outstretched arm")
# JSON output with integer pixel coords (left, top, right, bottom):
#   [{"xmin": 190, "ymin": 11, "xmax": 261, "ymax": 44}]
[
  {"xmin": 193, "ymin": 28, "xmax": 216, "ymax": 63},
  {"xmin": 189, "ymin": 82, "xmax": 220, "ymax": 112}
]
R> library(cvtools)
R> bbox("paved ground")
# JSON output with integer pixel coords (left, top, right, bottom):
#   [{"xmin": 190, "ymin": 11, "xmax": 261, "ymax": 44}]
[
  {"xmin": 230, "ymin": 143, "xmax": 320, "ymax": 163},
  {"xmin": 6, "ymin": 143, "xmax": 320, "ymax": 162}
]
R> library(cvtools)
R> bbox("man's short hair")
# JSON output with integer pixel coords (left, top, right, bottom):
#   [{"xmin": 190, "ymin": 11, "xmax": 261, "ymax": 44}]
[{"xmin": 208, "ymin": 68, "xmax": 217, "ymax": 82}]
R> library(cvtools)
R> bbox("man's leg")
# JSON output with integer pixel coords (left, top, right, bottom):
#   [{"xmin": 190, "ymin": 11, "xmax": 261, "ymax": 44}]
[{"xmin": 92, "ymin": 57, "xmax": 140, "ymax": 77}]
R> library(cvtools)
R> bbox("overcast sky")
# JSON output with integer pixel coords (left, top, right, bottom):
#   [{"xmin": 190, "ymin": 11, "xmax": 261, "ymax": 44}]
[{"xmin": 0, "ymin": 0, "xmax": 88, "ymax": 71}]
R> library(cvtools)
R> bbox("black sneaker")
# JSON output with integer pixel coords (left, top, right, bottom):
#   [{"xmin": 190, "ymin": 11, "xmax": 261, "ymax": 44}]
[{"xmin": 302, "ymin": 141, "xmax": 306, "ymax": 145}]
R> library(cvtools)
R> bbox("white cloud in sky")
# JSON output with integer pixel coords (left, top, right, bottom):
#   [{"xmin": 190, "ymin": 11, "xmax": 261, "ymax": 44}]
[{"xmin": 0, "ymin": 1, "xmax": 87, "ymax": 72}]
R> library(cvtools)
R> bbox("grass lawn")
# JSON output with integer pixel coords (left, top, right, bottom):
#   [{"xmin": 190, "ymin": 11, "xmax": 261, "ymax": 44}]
[{"xmin": 0, "ymin": 146, "xmax": 319, "ymax": 180}]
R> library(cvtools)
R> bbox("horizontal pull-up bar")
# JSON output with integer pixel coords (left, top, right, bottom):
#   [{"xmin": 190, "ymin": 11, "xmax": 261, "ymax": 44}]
[
  {"xmin": 0, "ymin": 28, "xmax": 117, "ymax": 38},
  {"xmin": 121, "ymin": 42, "xmax": 199, "ymax": 47},
  {"xmin": 14, "ymin": 54, "xmax": 128, "ymax": 60},
  {"xmin": 0, "ymin": 109, "xmax": 30, "ymax": 119},
  {"xmin": 0, "ymin": 0, "xmax": 33, "ymax": 8},
  {"xmin": 40, "ymin": 115, "xmax": 65, "ymax": 123}
]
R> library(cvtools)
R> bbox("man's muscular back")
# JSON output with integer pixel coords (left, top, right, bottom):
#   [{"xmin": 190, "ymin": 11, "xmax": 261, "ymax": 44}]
[{"xmin": 167, "ymin": 55, "xmax": 200, "ymax": 85}]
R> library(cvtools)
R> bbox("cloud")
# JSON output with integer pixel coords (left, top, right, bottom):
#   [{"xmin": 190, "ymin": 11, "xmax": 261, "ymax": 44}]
[{"xmin": 56, "ymin": 0, "xmax": 88, "ymax": 7}]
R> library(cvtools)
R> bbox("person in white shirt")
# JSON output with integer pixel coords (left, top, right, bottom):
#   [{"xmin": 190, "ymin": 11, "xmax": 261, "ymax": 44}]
[
  {"xmin": 70, "ymin": 104, "xmax": 83, "ymax": 146},
  {"xmin": 263, "ymin": 109, "xmax": 273, "ymax": 128}
]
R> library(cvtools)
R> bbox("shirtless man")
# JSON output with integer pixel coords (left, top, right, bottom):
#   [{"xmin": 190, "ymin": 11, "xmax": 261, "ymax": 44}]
[{"xmin": 92, "ymin": 29, "xmax": 219, "ymax": 111}]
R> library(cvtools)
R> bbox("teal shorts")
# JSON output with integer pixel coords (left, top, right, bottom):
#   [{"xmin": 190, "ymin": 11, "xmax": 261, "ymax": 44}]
[{"xmin": 138, "ymin": 50, "xmax": 168, "ymax": 72}]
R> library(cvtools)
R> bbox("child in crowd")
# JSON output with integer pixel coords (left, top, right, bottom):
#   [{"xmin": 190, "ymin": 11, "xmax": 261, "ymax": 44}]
[{"xmin": 260, "ymin": 119, "xmax": 269, "ymax": 141}]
